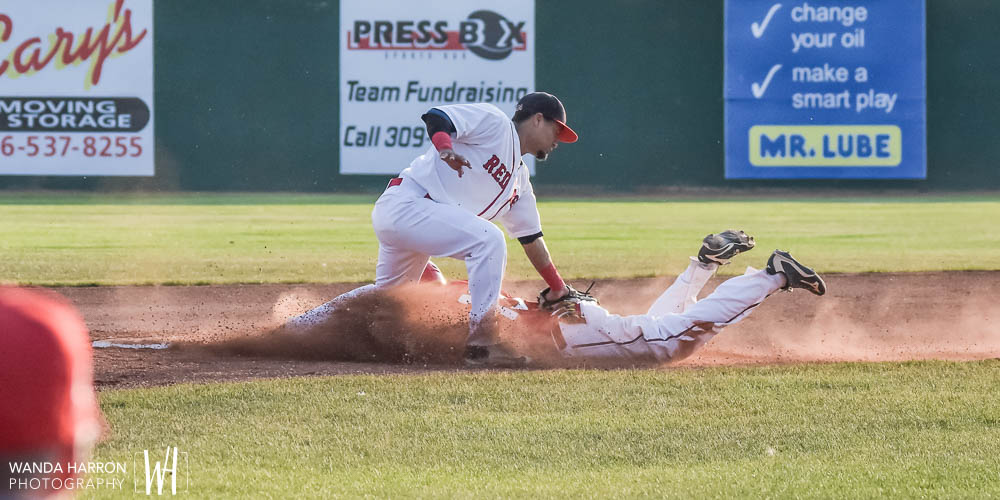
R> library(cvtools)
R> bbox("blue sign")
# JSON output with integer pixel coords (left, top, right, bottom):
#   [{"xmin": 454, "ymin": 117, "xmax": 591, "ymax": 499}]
[{"xmin": 725, "ymin": 1, "xmax": 926, "ymax": 179}]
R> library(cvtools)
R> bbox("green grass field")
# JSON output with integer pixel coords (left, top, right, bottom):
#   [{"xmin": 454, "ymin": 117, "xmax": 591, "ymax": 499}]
[
  {"xmin": 87, "ymin": 363, "xmax": 1000, "ymax": 498},
  {"xmin": 3, "ymin": 193, "xmax": 998, "ymax": 498},
  {"xmin": 1, "ymin": 193, "xmax": 998, "ymax": 285}
]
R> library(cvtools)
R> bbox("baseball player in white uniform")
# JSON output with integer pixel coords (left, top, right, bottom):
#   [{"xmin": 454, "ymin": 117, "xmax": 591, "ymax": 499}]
[
  {"xmin": 533, "ymin": 233, "xmax": 828, "ymax": 362},
  {"xmin": 292, "ymin": 92, "xmax": 579, "ymax": 366}
]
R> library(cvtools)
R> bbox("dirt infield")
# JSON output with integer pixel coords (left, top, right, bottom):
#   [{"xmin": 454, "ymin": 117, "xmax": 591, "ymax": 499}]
[{"xmin": 60, "ymin": 271, "xmax": 1000, "ymax": 389}]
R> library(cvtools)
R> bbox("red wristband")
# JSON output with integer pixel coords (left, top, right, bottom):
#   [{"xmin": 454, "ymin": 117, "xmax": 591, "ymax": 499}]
[
  {"xmin": 539, "ymin": 263, "xmax": 565, "ymax": 292},
  {"xmin": 431, "ymin": 131, "xmax": 453, "ymax": 151}
]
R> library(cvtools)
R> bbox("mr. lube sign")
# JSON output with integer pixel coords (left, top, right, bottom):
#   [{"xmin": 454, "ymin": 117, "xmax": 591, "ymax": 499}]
[{"xmin": 724, "ymin": 1, "xmax": 926, "ymax": 179}]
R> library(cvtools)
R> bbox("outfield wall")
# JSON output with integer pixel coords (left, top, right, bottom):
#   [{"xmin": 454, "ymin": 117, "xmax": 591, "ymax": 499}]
[{"xmin": 1, "ymin": 1, "xmax": 996, "ymax": 191}]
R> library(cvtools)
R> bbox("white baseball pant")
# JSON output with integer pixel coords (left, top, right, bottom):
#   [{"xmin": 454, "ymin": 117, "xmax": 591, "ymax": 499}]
[
  {"xmin": 557, "ymin": 258, "xmax": 786, "ymax": 362},
  {"xmin": 371, "ymin": 178, "xmax": 506, "ymax": 345},
  {"xmin": 285, "ymin": 180, "xmax": 506, "ymax": 345}
]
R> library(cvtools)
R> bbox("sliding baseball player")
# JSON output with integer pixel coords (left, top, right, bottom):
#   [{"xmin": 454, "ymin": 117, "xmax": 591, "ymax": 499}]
[{"xmin": 514, "ymin": 232, "xmax": 827, "ymax": 362}]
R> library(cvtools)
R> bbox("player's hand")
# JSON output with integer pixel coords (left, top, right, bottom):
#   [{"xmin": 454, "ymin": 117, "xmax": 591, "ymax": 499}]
[
  {"xmin": 439, "ymin": 149, "xmax": 471, "ymax": 177},
  {"xmin": 543, "ymin": 286, "xmax": 568, "ymax": 302},
  {"xmin": 537, "ymin": 284, "xmax": 598, "ymax": 320}
]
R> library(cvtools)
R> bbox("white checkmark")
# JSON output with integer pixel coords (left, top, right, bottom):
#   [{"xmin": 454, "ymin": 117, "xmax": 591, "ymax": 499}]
[
  {"xmin": 751, "ymin": 64, "xmax": 782, "ymax": 98},
  {"xmin": 751, "ymin": 3, "xmax": 782, "ymax": 38}
]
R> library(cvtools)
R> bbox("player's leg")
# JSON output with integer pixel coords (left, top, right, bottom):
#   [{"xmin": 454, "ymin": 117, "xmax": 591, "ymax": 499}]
[
  {"xmin": 282, "ymin": 283, "xmax": 377, "ymax": 332},
  {"xmin": 645, "ymin": 258, "xmax": 718, "ymax": 316},
  {"xmin": 374, "ymin": 243, "xmax": 431, "ymax": 288},
  {"xmin": 557, "ymin": 267, "xmax": 782, "ymax": 361},
  {"xmin": 374, "ymin": 194, "xmax": 508, "ymax": 346},
  {"xmin": 282, "ymin": 246, "xmax": 426, "ymax": 333},
  {"xmin": 646, "ymin": 230, "xmax": 756, "ymax": 316},
  {"xmin": 282, "ymin": 257, "xmax": 442, "ymax": 334},
  {"xmin": 675, "ymin": 248, "xmax": 826, "ymax": 328},
  {"xmin": 425, "ymin": 210, "xmax": 507, "ymax": 347},
  {"xmin": 673, "ymin": 266, "xmax": 784, "ymax": 328},
  {"xmin": 639, "ymin": 266, "xmax": 785, "ymax": 362},
  {"xmin": 371, "ymin": 189, "xmax": 446, "ymax": 289},
  {"xmin": 645, "ymin": 249, "xmax": 829, "ymax": 362},
  {"xmin": 558, "ymin": 250, "xmax": 823, "ymax": 362}
]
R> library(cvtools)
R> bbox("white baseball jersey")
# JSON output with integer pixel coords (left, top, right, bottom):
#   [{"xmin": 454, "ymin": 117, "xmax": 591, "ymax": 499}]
[{"xmin": 398, "ymin": 103, "xmax": 542, "ymax": 239}]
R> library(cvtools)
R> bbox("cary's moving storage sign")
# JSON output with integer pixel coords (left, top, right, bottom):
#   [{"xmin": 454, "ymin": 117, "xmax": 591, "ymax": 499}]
[{"xmin": 0, "ymin": 0, "xmax": 153, "ymax": 176}]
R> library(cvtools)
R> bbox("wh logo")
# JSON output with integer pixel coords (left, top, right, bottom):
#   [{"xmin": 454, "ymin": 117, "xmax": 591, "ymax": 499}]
[{"xmin": 135, "ymin": 446, "xmax": 188, "ymax": 495}]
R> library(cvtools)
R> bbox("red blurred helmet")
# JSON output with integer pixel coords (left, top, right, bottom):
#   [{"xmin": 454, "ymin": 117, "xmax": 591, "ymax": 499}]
[{"xmin": 0, "ymin": 287, "xmax": 102, "ymax": 492}]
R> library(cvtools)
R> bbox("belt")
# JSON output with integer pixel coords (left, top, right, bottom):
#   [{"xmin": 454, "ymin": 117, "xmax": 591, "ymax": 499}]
[{"xmin": 386, "ymin": 177, "xmax": 432, "ymax": 200}]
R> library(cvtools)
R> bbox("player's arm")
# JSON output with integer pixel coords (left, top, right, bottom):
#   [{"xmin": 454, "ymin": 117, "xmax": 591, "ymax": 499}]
[
  {"xmin": 498, "ymin": 171, "xmax": 568, "ymax": 300},
  {"xmin": 518, "ymin": 233, "xmax": 569, "ymax": 301},
  {"xmin": 421, "ymin": 108, "xmax": 470, "ymax": 177}
]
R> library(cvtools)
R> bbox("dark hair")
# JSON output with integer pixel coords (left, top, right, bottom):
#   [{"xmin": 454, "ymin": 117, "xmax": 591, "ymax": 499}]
[{"xmin": 512, "ymin": 109, "xmax": 539, "ymax": 123}]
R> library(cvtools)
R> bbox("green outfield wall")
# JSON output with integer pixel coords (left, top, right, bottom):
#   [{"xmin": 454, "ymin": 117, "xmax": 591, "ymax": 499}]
[{"xmin": 1, "ymin": 1, "xmax": 996, "ymax": 191}]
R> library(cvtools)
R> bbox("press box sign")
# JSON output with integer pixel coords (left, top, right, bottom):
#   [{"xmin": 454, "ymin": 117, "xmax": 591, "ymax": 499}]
[
  {"xmin": 724, "ymin": 1, "xmax": 926, "ymax": 179},
  {"xmin": 339, "ymin": 0, "xmax": 535, "ymax": 175},
  {"xmin": 0, "ymin": 0, "xmax": 154, "ymax": 176}
]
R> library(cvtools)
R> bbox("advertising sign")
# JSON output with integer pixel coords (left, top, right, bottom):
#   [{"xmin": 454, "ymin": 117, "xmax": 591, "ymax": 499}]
[
  {"xmin": 725, "ymin": 1, "xmax": 926, "ymax": 179},
  {"xmin": 340, "ymin": 0, "xmax": 535, "ymax": 175},
  {"xmin": 0, "ymin": 0, "xmax": 154, "ymax": 176}
]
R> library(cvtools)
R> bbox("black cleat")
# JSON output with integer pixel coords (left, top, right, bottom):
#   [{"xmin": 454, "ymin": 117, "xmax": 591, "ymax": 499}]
[
  {"xmin": 464, "ymin": 343, "xmax": 530, "ymax": 368},
  {"xmin": 697, "ymin": 230, "xmax": 756, "ymax": 265},
  {"xmin": 766, "ymin": 250, "xmax": 827, "ymax": 296}
]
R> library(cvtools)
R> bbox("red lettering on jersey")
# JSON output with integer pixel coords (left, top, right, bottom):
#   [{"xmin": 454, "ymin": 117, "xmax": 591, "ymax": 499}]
[
  {"xmin": 492, "ymin": 165, "xmax": 507, "ymax": 183},
  {"xmin": 482, "ymin": 155, "xmax": 515, "ymax": 191},
  {"xmin": 499, "ymin": 171, "xmax": 512, "ymax": 190},
  {"xmin": 482, "ymin": 155, "xmax": 500, "ymax": 174}
]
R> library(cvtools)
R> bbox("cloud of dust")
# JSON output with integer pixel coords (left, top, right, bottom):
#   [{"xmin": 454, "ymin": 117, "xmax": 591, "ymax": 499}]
[
  {"xmin": 176, "ymin": 285, "xmax": 473, "ymax": 365},
  {"xmin": 270, "ymin": 288, "xmax": 329, "ymax": 324},
  {"xmin": 172, "ymin": 274, "xmax": 1000, "ymax": 367},
  {"xmin": 682, "ymin": 276, "xmax": 1000, "ymax": 365}
]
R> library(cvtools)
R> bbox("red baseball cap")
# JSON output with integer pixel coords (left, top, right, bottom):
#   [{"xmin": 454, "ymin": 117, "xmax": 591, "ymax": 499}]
[
  {"xmin": 515, "ymin": 92, "xmax": 579, "ymax": 143},
  {"xmin": 0, "ymin": 287, "xmax": 102, "ymax": 488}
]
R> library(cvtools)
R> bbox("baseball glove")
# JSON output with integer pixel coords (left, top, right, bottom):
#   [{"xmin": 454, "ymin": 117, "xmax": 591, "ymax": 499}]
[{"xmin": 538, "ymin": 283, "xmax": 598, "ymax": 323}]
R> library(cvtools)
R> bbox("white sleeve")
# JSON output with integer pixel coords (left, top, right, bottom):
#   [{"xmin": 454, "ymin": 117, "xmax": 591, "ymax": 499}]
[
  {"xmin": 497, "ymin": 171, "xmax": 542, "ymax": 239},
  {"xmin": 436, "ymin": 103, "xmax": 507, "ymax": 144}
]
